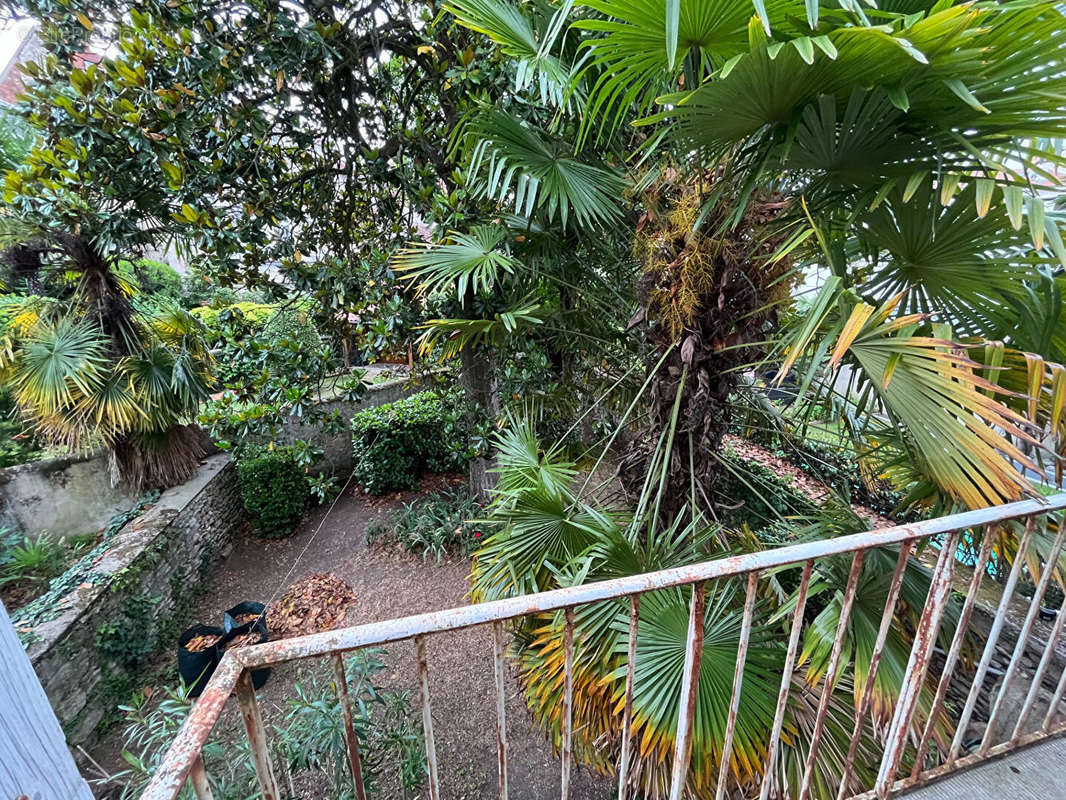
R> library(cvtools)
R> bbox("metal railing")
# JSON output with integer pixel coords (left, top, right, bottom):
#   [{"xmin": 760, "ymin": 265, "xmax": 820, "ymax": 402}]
[{"xmin": 141, "ymin": 493, "xmax": 1066, "ymax": 800}]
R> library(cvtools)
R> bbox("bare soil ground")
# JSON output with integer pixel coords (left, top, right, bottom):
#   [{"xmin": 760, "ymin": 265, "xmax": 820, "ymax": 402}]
[{"xmin": 90, "ymin": 475, "xmax": 612, "ymax": 800}]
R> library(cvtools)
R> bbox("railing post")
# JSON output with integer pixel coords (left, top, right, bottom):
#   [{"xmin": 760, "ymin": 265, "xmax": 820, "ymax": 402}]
[
  {"xmin": 800, "ymin": 550, "xmax": 865, "ymax": 800},
  {"xmin": 838, "ymin": 542, "xmax": 914, "ymax": 799},
  {"xmin": 668, "ymin": 581, "xmax": 706, "ymax": 800},
  {"xmin": 235, "ymin": 670, "xmax": 280, "ymax": 800},
  {"xmin": 875, "ymin": 531, "xmax": 959, "ymax": 797},
  {"xmin": 188, "ymin": 755, "xmax": 213, "ymax": 800},
  {"xmin": 617, "ymin": 595, "xmax": 640, "ymax": 800},
  {"xmin": 330, "ymin": 653, "xmax": 368, "ymax": 800},
  {"xmin": 561, "ymin": 607, "xmax": 575, "ymax": 800},
  {"xmin": 416, "ymin": 636, "xmax": 441, "ymax": 800},
  {"xmin": 910, "ymin": 527, "xmax": 994, "ymax": 780},
  {"xmin": 949, "ymin": 517, "xmax": 1036, "ymax": 764},
  {"xmin": 492, "ymin": 621, "xmax": 510, "ymax": 800},
  {"xmin": 716, "ymin": 572, "xmax": 759, "ymax": 800},
  {"xmin": 760, "ymin": 560, "xmax": 813, "ymax": 800}
]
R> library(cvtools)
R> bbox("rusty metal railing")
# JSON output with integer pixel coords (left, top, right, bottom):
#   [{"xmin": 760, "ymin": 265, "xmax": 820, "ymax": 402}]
[{"xmin": 140, "ymin": 492, "xmax": 1066, "ymax": 800}]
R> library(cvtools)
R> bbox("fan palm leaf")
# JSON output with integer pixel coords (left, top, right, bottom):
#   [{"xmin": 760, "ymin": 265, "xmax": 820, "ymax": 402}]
[
  {"xmin": 463, "ymin": 110, "xmax": 624, "ymax": 229},
  {"xmin": 394, "ymin": 225, "xmax": 520, "ymax": 298},
  {"xmin": 9, "ymin": 317, "xmax": 108, "ymax": 418}
]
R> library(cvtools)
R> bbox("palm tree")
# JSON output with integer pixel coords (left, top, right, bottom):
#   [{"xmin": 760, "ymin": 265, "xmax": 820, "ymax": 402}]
[
  {"xmin": 0, "ymin": 266, "xmax": 213, "ymax": 490},
  {"xmin": 415, "ymin": 0, "xmax": 1066, "ymax": 517},
  {"xmin": 475, "ymin": 421, "xmax": 955, "ymax": 797}
]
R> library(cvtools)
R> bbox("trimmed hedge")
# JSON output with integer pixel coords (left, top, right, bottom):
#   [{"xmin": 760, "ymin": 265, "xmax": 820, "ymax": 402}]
[
  {"xmin": 236, "ymin": 446, "xmax": 310, "ymax": 538},
  {"xmin": 351, "ymin": 391, "xmax": 467, "ymax": 493}
]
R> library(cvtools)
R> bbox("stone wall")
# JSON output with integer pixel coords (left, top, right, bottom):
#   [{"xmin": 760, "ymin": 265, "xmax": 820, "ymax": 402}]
[
  {"xmin": 25, "ymin": 455, "xmax": 242, "ymax": 745},
  {"xmin": 0, "ymin": 453, "xmax": 136, "ymax": 539},
  {"xmin": 276, "ymin": 375, "xmax": 415, "ymax": 474}
]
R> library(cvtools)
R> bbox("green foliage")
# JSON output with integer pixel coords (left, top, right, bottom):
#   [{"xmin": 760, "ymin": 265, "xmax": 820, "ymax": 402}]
[
  {"xmin": 95, "ymin": 595, "xmax": 160, "ymax": 668},
  {"xmin": 714, "ymin": 449, "xmax": 818, "ymax": 535},
  {"xmin": 11, "ymin": 491, "xmax": 158, "ymax": 638},
  {"xmin": 0, "ymin": 390, "xmax": 44, "ymax": 467},
  {"xmin": 235, "ymin": 446, "xmax": 311, "ymax": 538},
  {"xmin": 278, "ymin": 649, "xmax": 426, "ymax": 798},
  {"xmin": 0, "ymin": 530, "xmax": 68, "ymax": 589},
  {"xmin": 351, "ymin": 391, "xmax": 468, "ymax": 494},
  {"xmin": 191, "ymin": 300, "xmax": 323, "ymax": 388},
  {"xmin": 112, "ymin": 650, "xmax": 424, "ymax": 800},
  {"xmin": 366, "ymin": 488, "xmax": 487, "ymax": 560},
  {"xmin": 0, "ymin": 108, "xmax": 33, "ymax": 172}
]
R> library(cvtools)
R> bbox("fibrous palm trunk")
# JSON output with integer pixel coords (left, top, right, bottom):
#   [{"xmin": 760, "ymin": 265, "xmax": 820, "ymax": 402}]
[
  {"xmin": 620, "ymin": 185, "xmax": 792, "ymax": 525},
  {"xmin": 460, "ymin": 343, "xmax": 500, "ymax": 503}
]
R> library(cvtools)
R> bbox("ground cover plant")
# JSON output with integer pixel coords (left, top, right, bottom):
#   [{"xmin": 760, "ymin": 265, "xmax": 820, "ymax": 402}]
[{"xmin": 365, "ymin": 488, "xmax": 487, "ymax": 560}]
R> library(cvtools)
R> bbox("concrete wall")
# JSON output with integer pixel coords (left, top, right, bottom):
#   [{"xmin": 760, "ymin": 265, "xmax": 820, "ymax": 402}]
[{"xmin": 0, "ymin": 453, "xmax": 136, "ymax": 539}]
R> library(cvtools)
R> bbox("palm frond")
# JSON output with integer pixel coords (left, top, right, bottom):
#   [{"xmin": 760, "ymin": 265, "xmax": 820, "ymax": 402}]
[
  {"xmin": 415, "ymin": 301, "xmax": 545, "ymax": 359},
  {"xmin": 464, "ymin": 110, "xmax": 624, "ymax": 229},
  {"xmin": 10, "ymin": 317, "xmax": 108, "ymax": 418},
  {"xmin": 393, "ymin": 225, "xmax": 520, "ymax": 298}
]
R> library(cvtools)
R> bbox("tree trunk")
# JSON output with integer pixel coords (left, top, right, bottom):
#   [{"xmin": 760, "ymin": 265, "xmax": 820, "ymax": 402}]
[
  {"xmin": 460, "ymin": 345, "xmax": 500, "ymax": 504},
  {"xmin": 0, "ymin": 602, "xmax": 94, "ymax": 800},
  {"xmin": 620, "ymin": 185, "xmax": 791, "ymax": 527}
]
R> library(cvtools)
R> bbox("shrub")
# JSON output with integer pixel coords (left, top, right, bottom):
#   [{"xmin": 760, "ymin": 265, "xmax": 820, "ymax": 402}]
[
  {"xmin": 351, "ymin": 391, "xmax": 467, "ymax": 494},
  {"xmin": 0, "ymin": 390, "xmax": 43, "ymax": 467},
  {"xmin": 714, "ymin": 449, "xmax": 818, "ymax": 536},
  {"xmin": 366, "ymin": 488, "xmax": 486, "ymax": 560},
  {"xmin": 235, "ymin": 446, "xmax": 310, "ymax": 538}
]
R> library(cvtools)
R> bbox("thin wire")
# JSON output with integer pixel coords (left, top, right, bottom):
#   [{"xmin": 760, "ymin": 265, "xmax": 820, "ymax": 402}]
[{"xmin": 253, "ymin": 431, "xmax": 378, "ymax": 625}]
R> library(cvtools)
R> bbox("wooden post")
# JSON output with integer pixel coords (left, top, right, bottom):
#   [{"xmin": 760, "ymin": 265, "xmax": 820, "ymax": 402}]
[{"xmin": 0, "ymin": 601, "xmax": 94, "ymax": 800}]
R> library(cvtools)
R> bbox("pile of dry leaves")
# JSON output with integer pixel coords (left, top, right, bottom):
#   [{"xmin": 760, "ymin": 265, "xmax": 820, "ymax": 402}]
[{"xmin": 267, "ymin": 573, "xmax": 357, "ymax": 640}]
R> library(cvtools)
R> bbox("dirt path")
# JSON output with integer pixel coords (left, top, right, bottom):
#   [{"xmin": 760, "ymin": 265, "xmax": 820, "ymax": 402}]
[{"xmin": 94, "ymin": 478, "xmax": 612, "ymax": 800}]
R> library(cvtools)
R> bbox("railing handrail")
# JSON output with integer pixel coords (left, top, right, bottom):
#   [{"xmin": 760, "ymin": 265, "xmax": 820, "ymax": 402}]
[
  {"xmin": 239, "ymin": 492, "xmax": 1066, "ymax": 669},
  {"xmin": 140, "ymin": 490, "xmax": 1066, "ymax": 800}
]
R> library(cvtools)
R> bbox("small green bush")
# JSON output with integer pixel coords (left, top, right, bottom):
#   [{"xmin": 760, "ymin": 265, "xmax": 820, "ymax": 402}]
[
  {"xmin": 235, "ymin": 446, "xmax": 310, "ymax": 538},
  {"xmin": 351, "ymin": 391, "xmax": 467, "ymax": 493},
  {"xmin": 366, "ymin": 488, "xmax": 486, "ymax": 560}
]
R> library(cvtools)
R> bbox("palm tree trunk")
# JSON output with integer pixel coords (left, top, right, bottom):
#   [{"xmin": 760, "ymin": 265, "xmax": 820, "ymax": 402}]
[{"xmin": 460, "ymin": 344, "xmax": 500, "ymax": 503}]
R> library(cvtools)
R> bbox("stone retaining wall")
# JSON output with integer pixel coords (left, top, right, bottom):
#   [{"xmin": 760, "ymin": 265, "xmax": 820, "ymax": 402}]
[
  {"xmin": 276, "ymin": 375, "xmax": 414, "ymax": 474},
  {"xmin": 24, "ymin": 454, "xmax": 241, "ymax": 745}
]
